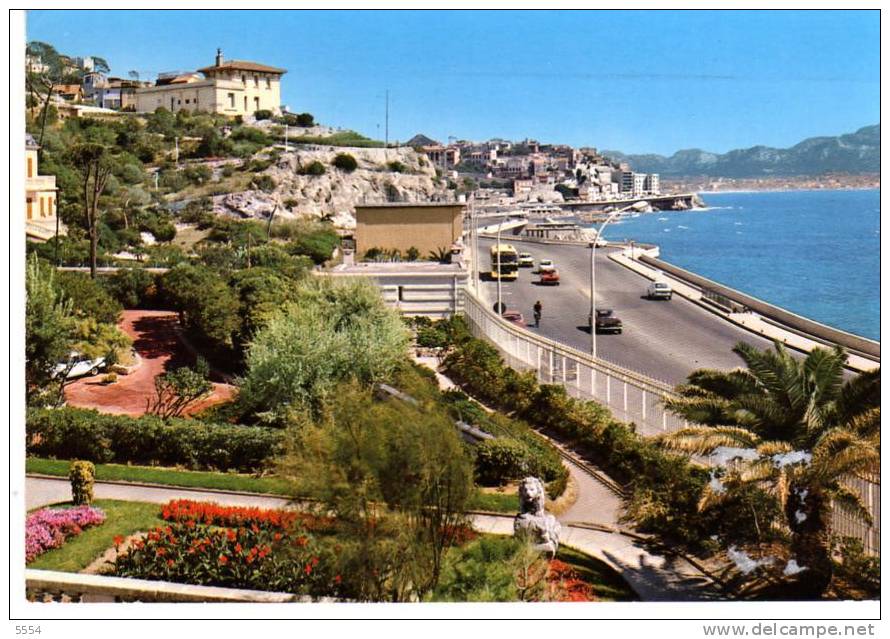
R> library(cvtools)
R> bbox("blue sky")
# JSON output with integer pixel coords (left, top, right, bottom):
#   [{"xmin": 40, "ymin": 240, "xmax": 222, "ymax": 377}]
[{"xmin": 26, "ymin": 9, "xmax": 879, "ymax": 155}]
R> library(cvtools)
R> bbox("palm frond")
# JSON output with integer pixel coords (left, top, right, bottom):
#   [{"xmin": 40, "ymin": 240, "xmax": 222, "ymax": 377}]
[
  {"xmin": 732, "ymin": 342, "xmax": 789, "ymax": 399},
  {"xmin": 835, "ymin": 367, "xmax": 881, "ymax": 422},
  {"xmin": 683, "ymin": 368, "xmax": 759, "ymax": 399},
  {"xmin": 845, "ymin": 407, "xmax": 881, "ymax": 440},
  {"xmin": 697, "ymin": 478, "xmax": 734, "ymax": 512},
  {"xmin": 811, "ymin": 430, "xmax": 880, "ymax": 483},
  {"xmin": 827, "ymin": 484, "xmax": 873, "ymax": 526},
  {"xmin": 755, "ymin": 440, "xmax": 793, "ymax": 457},
  {"xmin": 662, "ymin": 395, "xmax": 733, "ymax": 425},
  {"xmin": 657, "ymin": 426, "xmax": 761, "ymax": 455}
]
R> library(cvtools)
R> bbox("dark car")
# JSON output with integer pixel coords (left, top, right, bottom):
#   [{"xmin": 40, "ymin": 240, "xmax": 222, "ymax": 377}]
[{"xmin": 589, "ymin": 309, "xmax": 623, "ymax": 334}]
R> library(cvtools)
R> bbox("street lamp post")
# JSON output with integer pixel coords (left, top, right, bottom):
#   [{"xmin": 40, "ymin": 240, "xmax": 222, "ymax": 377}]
[
  {"xmin": 589, "ymin": 202, "xmax": 643, "ymax": 357},
  {"xmin": 496, "ymin": 220, "xmax": 503, "ymax": 314}
]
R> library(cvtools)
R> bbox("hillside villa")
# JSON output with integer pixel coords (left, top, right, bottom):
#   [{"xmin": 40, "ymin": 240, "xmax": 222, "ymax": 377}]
[{"xmin": 134, "ymin": 49, "xmax": 286, "ymax": 117}]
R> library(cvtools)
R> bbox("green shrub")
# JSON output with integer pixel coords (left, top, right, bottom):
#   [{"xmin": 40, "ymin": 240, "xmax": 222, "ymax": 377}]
[
  {"xmin": 251, "ymin": 174, "xmax": 277, "ymax": 192},
  {"xmin": 68, "ymin": 460, "xmax": 95, "ymax": 505},
  {"xmin": 183, "ymin": 164, "xmax": 213, "ymax": 185},
  {"xmin": 27, "ymin": 407, "xmax": 283, "ymax": 472},
  {"xmin": 332, "ymin": 153, "xmax": 358, "ymax": 172},
  {"xmin": 278, "ymin": 113, "xmax": 315, "ymax": 127},
  {"xmin": 253, "ymin": 109, "xmax": 273, "ymax": 121},
  {"xmin": 387, "ymin": 160, "xmax": 407, "ymax": 173},
  {"xmin": 103, "ymin": 269, "xmax": 158, "ymax": 308},
  {"xmin": 231, "ymin": 126, "xmax": 271, "ymax": 146},
  {"xmin": 474, "ymin": 439, "xmax": 529, "ymax": 485},
  {"xmin": 833, "ymin": 536, "xmax": 880, "ymax": 597},
  {"xmin": 298, "ymin": 160, "xmax": 326, "ymax": 176}
]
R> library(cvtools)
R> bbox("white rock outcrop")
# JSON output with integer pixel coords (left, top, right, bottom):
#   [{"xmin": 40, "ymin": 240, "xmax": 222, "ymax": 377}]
[{"xmin": 212, "ymin": 146, "xmax": 451, "ymax": 229}]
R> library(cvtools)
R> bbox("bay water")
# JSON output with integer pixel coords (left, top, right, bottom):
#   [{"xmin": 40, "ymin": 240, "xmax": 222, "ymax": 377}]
[{"xmin": 596, "ymin": 189, "xmax": 880, "ymax": 340}]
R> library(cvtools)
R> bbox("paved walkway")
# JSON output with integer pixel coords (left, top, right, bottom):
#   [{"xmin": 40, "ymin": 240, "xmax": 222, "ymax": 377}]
[
  {"xmin": 65, "ymin": 310, "xmax": 235, "ymax": 416},
  {"xmin": 26, "ymin": 476, "xmax": 721, "ymax": 601}
]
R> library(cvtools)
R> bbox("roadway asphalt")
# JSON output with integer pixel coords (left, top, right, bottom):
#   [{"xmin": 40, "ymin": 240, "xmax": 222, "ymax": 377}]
[{"xmin": 475, "ymin": 237, "xmax": 777, "ymax": 385}]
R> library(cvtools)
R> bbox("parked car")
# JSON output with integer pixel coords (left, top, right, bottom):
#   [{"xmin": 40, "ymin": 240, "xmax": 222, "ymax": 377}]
[
  {"xmin": 502, "ymin": 310, "xmax": 525, "ymax": 327},
  {"xmin": 539, "ymin": 266, "xmax": 560, "ymax": 285},
  {"xmin": 647, "ymin": 281, "xmax": 673, "ymax": 300},
  {"xmin": 535, "ymin": 258, "xmax": 554, "ymax": 273},
  {"xmin": 589, "ymin": 309, "xmax": 623, "ymax": 334},
  {"xmin": 518, "ymin": 252, "xmax": 535, "ymax": 267},
  {"xmin": 52, "ymin": 352, "xmax": 106, "ymax": 379}
]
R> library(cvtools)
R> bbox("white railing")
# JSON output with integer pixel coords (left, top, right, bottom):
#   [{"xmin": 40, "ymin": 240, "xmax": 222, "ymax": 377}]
[
  {"xmin": 461, "ymin": 287, "xmax": 880, "ymax": 556},
  {"xmin": 462, "ymin": 289, "xmax": 685, "ymax": 437}
]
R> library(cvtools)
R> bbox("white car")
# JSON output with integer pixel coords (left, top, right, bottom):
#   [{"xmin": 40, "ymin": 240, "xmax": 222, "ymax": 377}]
[
  {"xmin": 53, "ymin": 352, "xmax": 106, "ymax": 379},
  {"xmin": 647, "ymin": 281, "xmax": 673, "ymax": 300},
  {"xmin": 536, "ymin": 258, "xmax": 554, "ymax": 273},
  {"xmin": 518, "ymin": 252, "xmax": 535, "ymax": 267}
]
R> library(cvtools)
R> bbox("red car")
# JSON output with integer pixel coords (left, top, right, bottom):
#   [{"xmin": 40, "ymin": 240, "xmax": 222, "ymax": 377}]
[
  {"xmin": 502, "ymin": 311, "xmax": 525, "ymax": 327},
  {"xmin": 539, "ymin": 267, "xmax": 560, "ymax": 285}
]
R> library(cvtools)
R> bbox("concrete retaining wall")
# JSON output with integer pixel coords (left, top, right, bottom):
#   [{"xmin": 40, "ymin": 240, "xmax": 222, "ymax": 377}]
[{"xmin": 640, "ymin": 255, "xmax": 880, "ymax": 359}]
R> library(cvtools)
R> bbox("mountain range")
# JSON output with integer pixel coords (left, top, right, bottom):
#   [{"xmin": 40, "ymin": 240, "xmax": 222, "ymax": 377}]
[{"xmin": 603, "ymin": 125, "xmax": 879, "ymax": 178}]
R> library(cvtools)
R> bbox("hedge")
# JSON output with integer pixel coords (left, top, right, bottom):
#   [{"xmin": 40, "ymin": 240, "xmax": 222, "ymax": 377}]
[{"xmin": 26, "ymin": 408, "xmax": 283, "ymax": 473}]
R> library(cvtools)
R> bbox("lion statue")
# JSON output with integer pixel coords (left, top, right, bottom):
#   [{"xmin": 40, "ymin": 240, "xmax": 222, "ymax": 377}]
[{"xmin": 513, "ymin": 477, "xmax": 561, "ymax": 556}]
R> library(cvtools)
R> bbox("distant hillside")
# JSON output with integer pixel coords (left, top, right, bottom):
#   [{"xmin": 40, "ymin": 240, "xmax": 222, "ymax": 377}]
[{"xmin": 604, "ymin": 125, "xmax": 879, "ymax": 177}]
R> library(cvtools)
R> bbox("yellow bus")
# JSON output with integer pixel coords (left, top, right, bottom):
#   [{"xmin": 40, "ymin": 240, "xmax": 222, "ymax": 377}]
[{"xmin": 489, "ymin": 243, "xmax": 519, "ymax": 281}]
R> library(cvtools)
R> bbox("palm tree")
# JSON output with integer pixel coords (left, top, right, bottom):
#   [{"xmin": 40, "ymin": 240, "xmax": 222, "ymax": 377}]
[{"xmin": 660, "ymin": 341, "xmax": 879, "ymax": 598}]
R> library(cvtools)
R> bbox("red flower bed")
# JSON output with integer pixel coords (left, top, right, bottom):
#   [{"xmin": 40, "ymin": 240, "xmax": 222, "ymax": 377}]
[
  {"xmin": 160, "ymin": 500, "xmax": 334, "ymax": 532},
  {"xmin": 547, "ymin": 559, "xmax": 595, "ymax": 602},
  {"xmin": 113, "ymin": 520, "xmax": 340, "ymax": 596}
]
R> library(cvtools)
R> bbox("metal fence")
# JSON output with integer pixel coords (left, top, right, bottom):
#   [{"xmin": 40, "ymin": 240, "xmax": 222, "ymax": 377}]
[{"xmin": 461, "ymin": 287, "xmax": 880, "ymax": 556}]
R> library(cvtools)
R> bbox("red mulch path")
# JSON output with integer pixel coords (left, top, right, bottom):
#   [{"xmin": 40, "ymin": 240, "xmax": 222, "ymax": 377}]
[{"xmin": 64, "ymin": 310, "xmax": 235, "ymax": 416}]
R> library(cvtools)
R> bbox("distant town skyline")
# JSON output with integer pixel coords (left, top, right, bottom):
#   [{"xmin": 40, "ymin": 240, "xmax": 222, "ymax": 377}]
[{"xmin": 25, "ymin": 9, "xmax": 879, "ymax": 155}]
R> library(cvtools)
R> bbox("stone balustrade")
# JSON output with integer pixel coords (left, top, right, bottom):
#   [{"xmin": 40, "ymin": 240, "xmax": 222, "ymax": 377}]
[{"xmin": 25, "ymin": 569, "xmax": 338, "ymax": 603}]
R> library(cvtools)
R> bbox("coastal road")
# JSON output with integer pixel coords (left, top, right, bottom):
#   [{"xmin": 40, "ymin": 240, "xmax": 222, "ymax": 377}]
[{"xmin": 475, "ymin": 237, "xmax": 777, "ymax": 385}]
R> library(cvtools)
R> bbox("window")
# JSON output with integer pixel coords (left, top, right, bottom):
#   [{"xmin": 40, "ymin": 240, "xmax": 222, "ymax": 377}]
[
  {"xmin": 185, "ymin": 99, "xmax": 190, "ymax": 104},
  {"xmin": 254, "ymin": 97, "xmax": 260, "ymax": 111},
  {"xmin": 27, "ymin": 157, "xmax": 33, "ymax": 178},
  {"xmin": 254, "ymin": 75, "xmax": 259, "ymax": 88},
  {"xmin": 40, "ymin": 197, "xmax": 45, "ymax": 216},
  {"xmin": 242, "ymin": 74, "xmax": 246, "ymax": 84},
  {"xmin": 26, "ymin": 198, "xmax": 33, "ymax": 220},
  {"xmin": 48, "ymin": 196, "xmax": 55, "ymax": 215},
  {"xmin": 228, "ymin": 92, "xmax": 235, "ymax": 108},
  {"xmin": 266, "ymin": 77, "xmax": 271, "ymax": 89}
]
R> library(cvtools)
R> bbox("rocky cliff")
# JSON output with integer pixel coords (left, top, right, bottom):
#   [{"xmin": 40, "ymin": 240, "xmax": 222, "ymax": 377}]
[{"xmin": 213, "ymin": 146, "xmax": 451, "ymax": 229}]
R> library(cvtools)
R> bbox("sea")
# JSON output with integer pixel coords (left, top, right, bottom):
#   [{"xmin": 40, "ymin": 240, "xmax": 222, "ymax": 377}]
[{"xmin": 593, "ymin": 189, "xmax": 881, "ymax": 341}]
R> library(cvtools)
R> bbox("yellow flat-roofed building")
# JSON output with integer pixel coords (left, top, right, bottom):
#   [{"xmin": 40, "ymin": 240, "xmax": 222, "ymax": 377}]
[{"xmin": 354, "ymin": 202, "xmax": 465, "ymax": 259}]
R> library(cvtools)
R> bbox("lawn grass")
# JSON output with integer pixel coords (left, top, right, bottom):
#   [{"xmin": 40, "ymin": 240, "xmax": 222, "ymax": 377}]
[
  {"xmin": 27, "ymin": 458, "xmax": 519, "ymax": 513},
  {"xmin": 468, "ymin": 490, "xmax": 518, "ymax": 513},
  {"xmin": 26, "ymin": 458, "xmax": 293, "ymax": 495},
  {"xmin": 556, "ymin": 544, "xmax": 638, "ymax": 601},
  {"xmin": 28, "ymin": 499, "xmax": 163, "ymax": 573}
]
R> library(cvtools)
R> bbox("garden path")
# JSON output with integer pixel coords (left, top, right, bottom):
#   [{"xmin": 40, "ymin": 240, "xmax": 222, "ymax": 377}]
[{"xmin": 64, "ymin": 310, "xmax": 235, "ymax": 416}]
